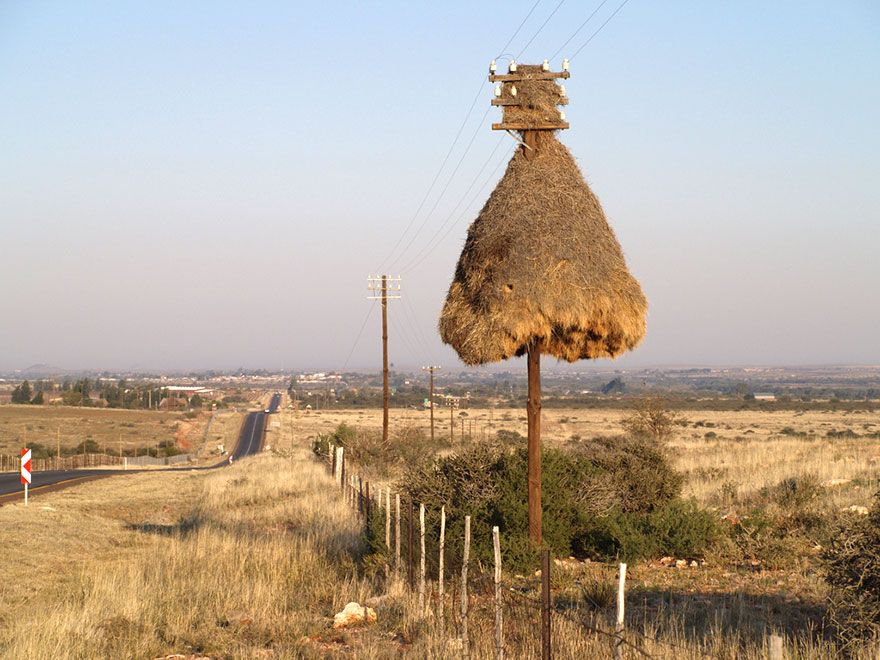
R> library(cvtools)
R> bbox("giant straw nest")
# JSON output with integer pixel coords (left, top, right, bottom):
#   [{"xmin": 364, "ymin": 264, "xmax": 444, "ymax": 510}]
[{"xmin": 440, "ymin": 131, "xmax": 647, "ymax": 365}]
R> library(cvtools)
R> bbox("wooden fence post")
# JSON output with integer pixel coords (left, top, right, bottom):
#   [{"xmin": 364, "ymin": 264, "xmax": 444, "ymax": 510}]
[
  {"xmin": 339, "ymin": 448, "xmax": 345, "ymax": 492},
  {"xmin": 394, "ymin": 493, "xmax": 401, "ymax": 577},
  {"xmin": 408, "ymin": 500, "xmax": 415, "ymax": 590},
  {"xmin": 419, "ymin": 503, "xmax": 426, "ymax": 614},
  {"xmin": 461, "ymin": 515, "xmax": 471, "ymax": 660},
  {"xmin": 613, "ymin": 562, "xmax": 627, "ymax": 660},
  {"xmin": 493, "ymin": 525, "xmax": 503, "ymax": 660},
  {"xmin": 439, "ymin": 505, "xmax": 446, "ymax": 636},
  {"xmin": 358, "ymin": 477, "xmax": 364, "ymax": 515},
  {"xmin": 385, "ymin": 488, "xmax": 391, "ymax": 551},
  {"xmin": 542, "ymin": 549, "xmax": 551, "ymax": 660}
]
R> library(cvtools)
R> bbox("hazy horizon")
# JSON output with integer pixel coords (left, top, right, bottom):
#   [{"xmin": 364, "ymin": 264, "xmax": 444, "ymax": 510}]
[{"xmin": 2, "ymin": 2, "xmax": 878, "ymax": 373}]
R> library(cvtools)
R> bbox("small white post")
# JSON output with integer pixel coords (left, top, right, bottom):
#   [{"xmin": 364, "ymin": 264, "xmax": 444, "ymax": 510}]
[
  {"xmin": 438, "ymin": 505, "xmax": 446, "ymax": 635},
  {"xmin": 334, "ymin": 446, "xmax": 343, "ymax": 482},
  {"xmin": 123, "ymin": 457, "xmax": 127, "ymax": 470},
  {"xmin": 419, "ymin": 502, "xmax": 426, "ymax": 614},
  {"xmin": 769, "ymin": 634, "xmax": 784, "ymax": 660},
  {"xmin": 395, "ymin": 493, "xmax": 401, "ymax": 576},
  {"xmin": 385, "ymin": 488, "xmax": 391, "ymax": 549},
  {"xmin": 24, "ymin": 483, "xmax": 28, "ymax": 507},
  {"xmin": 493, "ymin": 525, "xmax": 503, "ymax": 659},
  {"xmin": 461, "ymin": 515, "xmax": 471, "ymax": 660},
  {"xmin": 614, "ymin": 562, "xmax": 627, "ymax": 660}
]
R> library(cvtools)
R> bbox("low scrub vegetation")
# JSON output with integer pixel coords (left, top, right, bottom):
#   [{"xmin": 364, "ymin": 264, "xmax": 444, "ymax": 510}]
[
  {"xmin": 824, "ymin": 492, "xmax": 880, "ymax": 649},
  {"xmin": 367, "ymin": 436, "xmax": 716, "ymax": 572}
]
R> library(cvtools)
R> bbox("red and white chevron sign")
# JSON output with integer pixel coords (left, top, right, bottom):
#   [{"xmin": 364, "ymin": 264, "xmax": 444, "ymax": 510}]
[{"xmin": 20, "ymin": 448, "xmax": 32, "ymax": 485}]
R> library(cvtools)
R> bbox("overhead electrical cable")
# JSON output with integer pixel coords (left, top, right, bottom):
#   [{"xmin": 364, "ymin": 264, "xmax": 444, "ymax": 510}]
[
  {"xmin": 341, "ymin": 300, "xmax": 377, "ymax": 371},
  {"xmin": 516, "ymin": 0, "xmax": 567, "ymax": 59},
  {"xmin": 397, "ymin": 134, "xmax": 506, "ymax": 274},
  {"xmin": 401, "ymin": 144, "xmax": 515, "ymax": 275},
  {"xmin": 569, "ymin": 0, "xmax": 632, "ymax": 60},
  {"xmin": 387, "ymin": 104, "xmax": 492, "ymax": 272},
  {"xmin": 549, "ymin": 0, "xmax": 611, "ymax": 60}
]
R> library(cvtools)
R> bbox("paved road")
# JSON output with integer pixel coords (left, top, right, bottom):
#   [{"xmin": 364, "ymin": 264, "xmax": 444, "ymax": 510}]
[{"xmin": 0, "ymin": 394, "xmax": 282, "ymax": 504}]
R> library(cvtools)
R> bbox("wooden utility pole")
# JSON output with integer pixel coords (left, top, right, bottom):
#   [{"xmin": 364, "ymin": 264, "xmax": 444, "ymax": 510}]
[
  {"xmin": 490, "ymin": 60, "xmax": 570, "ymax": 548},
  {"xmin": 421, "ymin": 365, "xmax": 440, "ymax": 442},
  {"xmin": 368, "ymin": 275, "xmax": 401, "ymax": 442}
]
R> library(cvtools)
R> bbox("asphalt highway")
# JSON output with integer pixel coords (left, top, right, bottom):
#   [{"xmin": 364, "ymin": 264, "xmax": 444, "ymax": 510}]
[{"xmin": 0, "ymin": 394, "xmax": 282, "ymax": 504}]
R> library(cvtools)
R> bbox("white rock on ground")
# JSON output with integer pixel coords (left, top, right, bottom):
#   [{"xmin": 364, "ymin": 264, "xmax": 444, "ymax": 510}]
[{"xmin": 333, "ymin": 602, "xmax": 377, "ymax": 629}]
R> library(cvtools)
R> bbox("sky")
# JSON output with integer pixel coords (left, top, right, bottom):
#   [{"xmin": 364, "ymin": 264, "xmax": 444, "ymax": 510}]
[{"xmin": 1, "ymin": 1, "xmax": 878, "ymax": 372}]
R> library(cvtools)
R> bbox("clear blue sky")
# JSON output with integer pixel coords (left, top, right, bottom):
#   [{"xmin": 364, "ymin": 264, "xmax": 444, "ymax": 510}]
[{"xmin": 1, "ymin": 1, "xmax": 878, "ymax": 372}]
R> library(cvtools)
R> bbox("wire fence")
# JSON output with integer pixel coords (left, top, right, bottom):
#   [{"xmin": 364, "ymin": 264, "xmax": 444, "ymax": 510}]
[
  {"xmin": 319, "ymin": 441, "xmax": 711, "ymax": 659},
  {"xmin": 0, "ymin": 452, "xmax": 195, "ymax": 472}
]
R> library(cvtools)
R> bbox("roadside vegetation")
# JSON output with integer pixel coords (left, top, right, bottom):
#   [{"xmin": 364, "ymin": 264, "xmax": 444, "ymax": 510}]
[{"xmin": 1, "ymin": 403, "xmax": 877, "ymax": 657}]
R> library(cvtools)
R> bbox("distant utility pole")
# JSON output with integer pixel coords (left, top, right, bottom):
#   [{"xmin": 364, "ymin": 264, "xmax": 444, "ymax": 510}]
[
  {"xmin": 421, "ymin": 366, "xmax": 441, "ymax": 442},
  {"xmin": 368, "ymin": 275, "xmax": 402, "ymax": 442},
  {"xmin": 447, "ymin": 397, "xmax": 458, "ymax": 443}
]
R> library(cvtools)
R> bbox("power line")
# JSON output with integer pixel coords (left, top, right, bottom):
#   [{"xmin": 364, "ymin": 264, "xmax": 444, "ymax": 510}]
[
  {"xmin": 377, "ymin": 0, "xmax": 553, "ymax": 274},
  {"xmin": 550, "ymin": 0, "xmax": 610, "ymax": 60},
  {"xmin": 341, "ymin": 300, "xmax": 377, "ymax": 371},
  {"xmin": 401, "ymin": 143, "xmax": 515, "ymax": 274},
  {"xmin": 398, "ymin": 134, "xmax": 506, "ymax": 274},
  {"xmin": 376, "ymin": 78, "xmax": 486, "ymax": 273},
  {"xmin": 569, "ymin": 0, "xmax": 633, "ymax": 60},
  {"xmin": 516, "ymin": 0, "xmax": 567, "ymax": 59},
  {"xmin": 400, "ymin": 295, "xmax": 438, "ymax": 364},
  {"xmin": 387, "ymin": 104, "xmax": 492, "ymax": 272},
  {"xmin": 497, "ymin": 0, "xmax": 543, "ymax": 57}
]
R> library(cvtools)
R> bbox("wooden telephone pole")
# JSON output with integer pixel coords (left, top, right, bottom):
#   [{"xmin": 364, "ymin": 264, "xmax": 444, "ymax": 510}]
[
  {"xmin": 368, "ymin": 275, "xmax": 401, "ymax": 442},
  {"xmin": 421, "ymin": 365, "xmax": 441, "ymax": 441},
  {"xmin": 490, "ymin": 59, "xmax": 570, "ymax": 547}
]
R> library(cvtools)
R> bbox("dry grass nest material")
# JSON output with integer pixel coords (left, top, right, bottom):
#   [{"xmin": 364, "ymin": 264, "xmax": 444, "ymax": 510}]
[
  {"xmin": 440, "ymin": 132, "xmax": 647, "ymax": 365},
  {"xmin": 500, "ymin": 64, "xmax": 565, "ymax": 125}
]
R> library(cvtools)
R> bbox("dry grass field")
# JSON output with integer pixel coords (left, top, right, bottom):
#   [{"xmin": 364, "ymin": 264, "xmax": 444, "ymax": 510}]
[
  {"xmin": 290, "ymin": 405, "xmax": 880, "ymax": 509},
  {"xmin": 0, "ymin": 402, "xmax": 877, "ymax": 657},
  {"xmin": 0, "ymin": 405, "xmax": 212, "ymax": 457}
]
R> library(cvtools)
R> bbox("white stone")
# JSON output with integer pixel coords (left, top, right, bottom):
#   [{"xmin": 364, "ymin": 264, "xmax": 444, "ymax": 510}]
[{"xmin": 332, "ymin": 602, "xmax": 376, "ymax": 629}]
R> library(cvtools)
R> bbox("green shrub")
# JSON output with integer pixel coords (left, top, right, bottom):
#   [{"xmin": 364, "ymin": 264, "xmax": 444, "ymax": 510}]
[{"xmin": 387, "ymin": 438, "xmax": 712, "ymax": 572}]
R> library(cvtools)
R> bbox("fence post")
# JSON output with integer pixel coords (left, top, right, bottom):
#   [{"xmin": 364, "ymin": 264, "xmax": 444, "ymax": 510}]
[
  {"xmin": 339, "ymin": 448, "xmax": 345, "ymax": 491},
  {"xmin": 385, "ymin": 488, "xmax": 391, "ymax": 551},
  {"xmin": 408, "ymin": 500, "xmax": 415, "ymax": 590},
  {"xmin": 395, "ymin": 493, "xmax": 401, "ymax": 578},
  {"xmin": 613, "ymin": 562, "xmax": 627, "ymax": 660},
  {"xmin": 461, "ymin": 515, "xmax": 471, "ymax": 660},
  {"xmin": 439, "ymin": 505, "xmax": 446, "ymax": 636},
  {"xmin": 358, "ymin": 477, "xmax": 364, "ymax": 515},
  {"xmin": 542, "ymin": 549, "xmax": 551, "ymax": 660},
  {"xmin": 419, "ymin": 503, "xmax": 426, "ymax": 614},
  {"xmin": 494, "ymin": 526, "xmax": 503, "ymax": 660},
  {"xmin": 769, "ymin": 634, "xmax": 784, "ymax": 660},
  {"xmin": 365, "ymin": 481, "xmax": 371, "ymax": 519},
  {"xmin": 335, "ymin": 446, "xmax": 343, "ymax": 483}
]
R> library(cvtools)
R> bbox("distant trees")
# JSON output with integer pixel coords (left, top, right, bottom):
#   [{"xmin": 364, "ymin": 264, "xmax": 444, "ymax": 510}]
[
  {"xmin": 601, "ymin": 376, "xmax": 626, "ymax": 395},
  {"xmin": 11, "ymin": 380, "xmax": 32, "ymax": 404},
  {"xmin": 11, "ymin": 380, "xmax": 45, "ymax": 404}
]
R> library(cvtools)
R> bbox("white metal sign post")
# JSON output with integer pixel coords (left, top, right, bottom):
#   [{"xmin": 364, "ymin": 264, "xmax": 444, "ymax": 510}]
[{"xmin": 21, "ymin": 447, "xmax": 32, "ymax": 506}]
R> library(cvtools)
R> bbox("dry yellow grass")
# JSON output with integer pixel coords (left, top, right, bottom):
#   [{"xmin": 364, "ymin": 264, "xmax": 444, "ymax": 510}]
[
  {"xmin": 290, "ymin": 405, "xmax": 880, "ymax": 509},
  {"xmin": 1, "ymin": 405, "xmax": 876, "ymax": 658},
  {"xmin": 0, "ymin": 404, "xmax": 211, "ymax": 456}
]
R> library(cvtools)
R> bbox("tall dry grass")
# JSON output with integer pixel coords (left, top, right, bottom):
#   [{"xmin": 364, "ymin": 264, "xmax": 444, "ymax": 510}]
[{"xmin": 2, "ymin": 403, "xmax": 877, "ymax": 658}]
